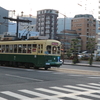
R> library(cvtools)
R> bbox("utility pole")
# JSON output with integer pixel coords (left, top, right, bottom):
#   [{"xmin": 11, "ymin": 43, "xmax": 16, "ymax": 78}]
[{"xmin": 3, "ymin": 16, "xmax": 31, "ymax": 39}]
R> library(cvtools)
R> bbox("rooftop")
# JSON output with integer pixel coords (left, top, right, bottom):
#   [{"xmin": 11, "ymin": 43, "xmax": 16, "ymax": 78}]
[{"xmin": 74, "ymin": 14, "xmax": 94, "ymax": 18}]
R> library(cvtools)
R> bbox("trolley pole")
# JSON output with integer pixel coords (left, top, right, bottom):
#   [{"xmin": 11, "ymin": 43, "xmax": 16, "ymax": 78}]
[
  {"xmin": 57, "ymin": 11, "xmax": 66, "ymax": 64},
  {"xmin": 3, "ymin": 16, "xmax": 31, "ymax": 39}
]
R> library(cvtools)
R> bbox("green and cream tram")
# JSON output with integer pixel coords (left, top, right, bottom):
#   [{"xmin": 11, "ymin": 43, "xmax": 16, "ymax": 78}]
[{"xmin": 0, "ymin": 39, "xmax": 62, "ymax": 69}]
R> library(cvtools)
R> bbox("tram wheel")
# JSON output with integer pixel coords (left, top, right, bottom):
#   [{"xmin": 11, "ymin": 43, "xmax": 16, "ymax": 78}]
[{"xmin": 45, "ymin": 67, "xmax": 48, "ymax": 70}]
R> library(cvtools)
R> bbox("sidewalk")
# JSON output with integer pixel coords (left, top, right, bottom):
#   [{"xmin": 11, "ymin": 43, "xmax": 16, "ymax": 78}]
[{"xmin": 63, "ymin": 60, "xmax": 100, "ymax": 68}]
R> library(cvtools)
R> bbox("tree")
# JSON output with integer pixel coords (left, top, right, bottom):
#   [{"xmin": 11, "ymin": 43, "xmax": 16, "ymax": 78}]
[
  {"xmin": 86, "ymin": 38, "xmax": 97, "ymax": 66},
  {"xmin": 70, "ymin": 38, "xmax": 81, "ymax": 64}
]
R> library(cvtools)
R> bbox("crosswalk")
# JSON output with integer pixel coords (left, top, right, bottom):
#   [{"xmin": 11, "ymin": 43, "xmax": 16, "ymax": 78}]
[{"xmin": 0, "ymin": 82, "xmax": 100, "ymax": 100}]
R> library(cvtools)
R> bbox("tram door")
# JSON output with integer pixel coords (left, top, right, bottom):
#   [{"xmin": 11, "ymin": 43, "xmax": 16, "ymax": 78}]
[{"xmin": 37, "ymin": 44, "xmax": 44, "ymax": 66}]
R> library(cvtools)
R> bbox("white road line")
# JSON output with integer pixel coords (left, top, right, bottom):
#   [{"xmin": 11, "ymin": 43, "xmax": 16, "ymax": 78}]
[
  {"xmin": 35, "ymin": 88, "xmax": 66, "ymax": 95},
  {"xmin": 0, "ymin": 97, "xmax": 7, "ymax": 100},
  {"xmin": 25, "ymin": 69, "xmax": 34, "ymax": 71},
  {"xmin": 1, "ymin": 91, "xmax": 33, "ymax": 100},
  {"xmin": 68, "ymin": 75, "xmax": 83, "ymax": 76},
  {"xmin": 88, "ymin": 83, "xmax": 100, "ymax": 86},
  {"xmin": 50, "ymin": 86, "xmax": 80, "ymax": 92},
  {"xmin": 77, "ymin": 84, "xmax": 100, "ymax": 89},
  {"xmin": 5, "ymin": 74, "xmax": 43, "ymax": 82},
  {"xmin": 19, "ymin": 89, "xmax": 63, "ymax": 100},
  {"xmin": 64, "ymin": 85, "xmax": 93, "ymax": 91},
  {"xmin": 88, "ymin": 77, "xmax": 100, "ymax": 78},
  {"xmin": 53, "ymin": 72, "xmax": 65, "ymax": 74},
  {"xmin": 36, "ymin": 88, "xmax": 94, "ymax": 100},
  {"xmin": 37, "ymin": 70, "xmax": 53, "ymax": 73},
  {"xmin": 85, "ymin": 93, "xmax": 100, "ymax": 98}
]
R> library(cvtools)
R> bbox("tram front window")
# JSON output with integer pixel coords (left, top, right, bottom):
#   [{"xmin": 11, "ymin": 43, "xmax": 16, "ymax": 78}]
[
  {"xmin": 46, "ymin": 45, "xmax": 60, "ymax": 54},
  {"xmin": 52, "ymin": 46, "xmax": 57, "ymax": 54},
  {"xmin": 46, "ymin": 45, "xmax": 51, "ymax": 54}
]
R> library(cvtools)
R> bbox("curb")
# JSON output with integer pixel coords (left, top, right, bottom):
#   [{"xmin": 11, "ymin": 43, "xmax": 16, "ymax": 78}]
[{"xmin": 63, "ymin": 63, "xmax": 100, "ymax": 68}]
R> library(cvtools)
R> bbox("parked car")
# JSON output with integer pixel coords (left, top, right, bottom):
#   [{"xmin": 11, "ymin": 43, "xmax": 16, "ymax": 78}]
[{"xmin": 78, "ymin": 54, "xmax": 83, "ymax": 59}]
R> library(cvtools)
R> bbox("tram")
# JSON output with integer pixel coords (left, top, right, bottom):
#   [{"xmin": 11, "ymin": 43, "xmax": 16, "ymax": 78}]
[{"xmin": 0, "ymin": 39, "xmax": 62, "ymax": 70}]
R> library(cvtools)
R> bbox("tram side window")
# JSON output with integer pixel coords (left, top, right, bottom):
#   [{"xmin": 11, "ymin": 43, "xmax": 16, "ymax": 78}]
[
  {"xmin": 57, "ymin": 46, "xmax": 60, "ymax": 54},
  {"xmin": 9, "ymin": 45, "xmax": 13, "ymax": 53},
  {"xmin": 14, "ymin": 45, "xmax": 17, "ymax": 53},
  {"xmin": 6, "ymin": 45, "xmax": 9, "ymax": 53},
  {"xmin": 32, "ymin": 44, "xmax": 37, "ymax": 52},
  {"xmin": 2, "ymin": 45, "xmax": 5, "ymax": 53},
  {"xmin": 18, "ymin": 44, "xmax": 22, "ymax": 53},
  {"xmin": 41, "ymin": 44, "xmax": 43, "ymax": 53},
  {"xmin": 27, "ymin": 44, "xmax": 31, "ymax": 53},
  {"xmin": 23, "ymin": 44, "xmax": 27, "ymax": 53},
  {"xmin": 38, "ymin": 44, "xmax": 40, "ymax": 53},
  {"xmin": 38, "ymin": 44, "xmax": 43, "ymax": 53},
  {"xmin": 46, "ymin": 45, "xmax": 51, "ymax": 54},
  {"xmin": 0, "ymin": 45, "xmax": 1, "ymax": 52},
  {"xmin": 52, "ymin": 46, "xmax": 57, "ymax": 54}
]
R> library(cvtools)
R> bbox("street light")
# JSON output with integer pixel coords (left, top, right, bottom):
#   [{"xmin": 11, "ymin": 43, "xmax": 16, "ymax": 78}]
[{"xmin": 57, "ymin": 11, "xmax": 66, "ymax": 64}]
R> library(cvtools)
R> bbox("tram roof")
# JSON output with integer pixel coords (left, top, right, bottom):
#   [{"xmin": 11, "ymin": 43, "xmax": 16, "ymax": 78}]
[{"xmin": 0, "ymin": 39, "xmax": 61, "ymax": 44}]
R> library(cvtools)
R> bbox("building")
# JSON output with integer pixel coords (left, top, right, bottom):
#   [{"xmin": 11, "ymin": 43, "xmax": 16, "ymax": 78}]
[
  {"xmin": 95, "ymin": 0, "xmax": 100, "ymax": 53},
  {"xmin": 19, "ymin": 15, "xmax": 36, "ymax": 31},
  {"xmin": 57, "ymin": 32, "xmax": 81, "ymax": 51},
  {"xmin": 0, "ymin": 7, "xmax": 8, "ymax": 35},
  {"xmin": 71, "ymin": 14, "xmax": 96, "ymax": 51},
  {"xmin": 36, "ymin": 9, "xmax": 58, "ymax": 39},
  {"xmin": 8, "ymin": 15, "xmax": 37, "ymax": 39},
  {"xmin": 57, "ymin": 17, "xmax": 72, "ymax": 33}
]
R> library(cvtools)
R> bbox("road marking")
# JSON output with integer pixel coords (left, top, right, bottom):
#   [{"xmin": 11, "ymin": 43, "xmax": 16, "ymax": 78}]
[
  {"xmin": 35, "ymin": 88, "xmax": 93, "ymax": 100},
  {"xmin": 5, "ymin": 74, "xmax": 43, "ymax": 82},
  {"xmin": 53, "ymin": 72, "xmax": 65, "ymax": 74},
  {"xmin": 35, "ymin": 88, "xmax": 66, "ymax": 95},
  {"xmin": 88, "ymin": 83, "xmax": 100, "ymax": 86},
  {"xmin": 84, "ymin": 93, "xmax": 100, "ymax": 99},
  {"xmin": 37, "ymin": 70, "xmax": 53, "ymax": 72},
  {"xmin": 88, "ymin": 77, "xmax": 100, "ymax": 78},
  {"xmin": 25, "ymin": 69, "xmax": 34, "ymax": 71},
  {"xmin": 1, "ymin": 91, "xmax": 33, "ymax": 100},
  {"xmin": 50, "ymin": 86, "xmax": 80, "ymax": 92},
  {"xmin": 19, "ymin": 89, "xmax": 63, "ymax": 100},
  {"xmin": 68, "ymin": 74, "xmax": 84, "ymax": 76},
  {"xmin": 77, "ymin": 84, "xmax": 100, "ymax": 89},
  {"xmin": 0, "ymin": 82, "xmax": 100, "ymax": 100},
  {"xmin": 0, "ymin": 97, "xmax": 7, "ymax": 100},
  {"xmin": 64, "ymin": 85, "xmax": 93, "ymax": 91}
]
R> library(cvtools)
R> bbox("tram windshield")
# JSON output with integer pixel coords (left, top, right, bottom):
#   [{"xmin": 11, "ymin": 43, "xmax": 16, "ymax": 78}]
[{"xmin": 46, "ymin": 45, "xmax": 61, "ymax": 54}]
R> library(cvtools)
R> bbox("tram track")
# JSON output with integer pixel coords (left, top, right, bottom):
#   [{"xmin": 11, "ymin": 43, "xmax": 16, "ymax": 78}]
[
  {"xmin": 1, "ymin": 65, "xmax": 100, "ymax": 76},
  {"xmin": 50, "ymin": 68, "xmax": 100, "ymax": 76}
]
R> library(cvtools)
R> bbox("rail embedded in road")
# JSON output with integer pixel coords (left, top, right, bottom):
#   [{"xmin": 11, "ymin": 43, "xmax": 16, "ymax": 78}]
[{"xmin": 51, "ymin": 68, "xmax": 100, "ymax": 76}]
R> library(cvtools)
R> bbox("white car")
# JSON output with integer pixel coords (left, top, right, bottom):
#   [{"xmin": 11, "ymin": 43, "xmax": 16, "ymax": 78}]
[{"xmin": 78, "ymin": 55, "xmax": 83, "ymax": 59}]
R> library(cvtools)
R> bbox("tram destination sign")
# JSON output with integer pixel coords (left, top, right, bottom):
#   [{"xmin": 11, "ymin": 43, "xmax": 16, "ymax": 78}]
[{"xmin": 52, "ymin": 42, "xmax": 58, "ymax": 45}]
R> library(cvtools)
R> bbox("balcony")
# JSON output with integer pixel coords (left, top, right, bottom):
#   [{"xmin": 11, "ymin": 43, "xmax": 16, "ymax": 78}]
[
  {"xmin": 46, "ymin": 21, "xmax": 50, "ymax": 24},
  {"xmin": 45, "ymin": 30, "xmax": 50, "ymax": 33},
  {"xmin": 46, "ymin": 17, "xmax": 50, "ymax": 20},
  {"xmin": 41, "ymin": 32, "xmax": 44, "ymax": 35},
  {"xmin": 41, "ymin": 23, "xmax": 44, "ymax": 25},
  {"xmin": 41, "ymin": 27, "xmax": 44, "ymax": 30},
  {"xmin": 46, "ymin": 26, "xmax": 50, "ymax": 29},
  {"xmin": 41, "ymin": 18, "xmax": 44, "ymax": 21}
]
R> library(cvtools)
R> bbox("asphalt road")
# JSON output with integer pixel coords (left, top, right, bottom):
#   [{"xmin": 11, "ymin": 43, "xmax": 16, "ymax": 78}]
[{"xmin": 0, "ymin": 65, "xmax": 100, "ymax": 100}]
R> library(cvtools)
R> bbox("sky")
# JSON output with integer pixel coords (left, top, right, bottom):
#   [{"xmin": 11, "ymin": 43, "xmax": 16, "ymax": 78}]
[{"xmin": 0, "ymin": 0, "xmax": 98, "ymax": 18}]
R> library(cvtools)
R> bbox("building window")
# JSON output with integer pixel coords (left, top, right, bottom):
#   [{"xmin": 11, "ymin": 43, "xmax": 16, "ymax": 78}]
[
  {"xmin": 87, "ymin": 29, "xmax": 89, "ymax": 32},
  {"xmin": 87, "ymin": 24, "xmax": 89, "ymax": 27},
  {"xmin": 87, "ymin": 19, "xmax": 89, "ymax": 21},
  {"xmin": 78, "ymin": 28, "xmax": 81, "ymax": 31}
]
